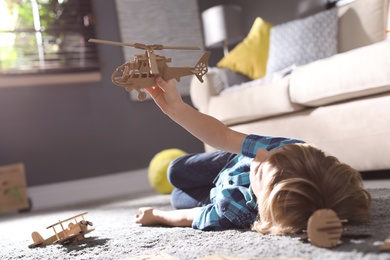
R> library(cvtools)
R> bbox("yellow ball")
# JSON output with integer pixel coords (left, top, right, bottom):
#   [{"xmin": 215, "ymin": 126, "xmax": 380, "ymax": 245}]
[{"xmin": 148, "ymin": 149, "xmax": 187, "ymax": 194}]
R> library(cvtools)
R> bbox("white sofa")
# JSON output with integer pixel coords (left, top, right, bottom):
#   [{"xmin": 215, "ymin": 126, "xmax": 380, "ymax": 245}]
[{"xmin": 190, "ymin": 0, "xmax": 390, "ymax": 172}]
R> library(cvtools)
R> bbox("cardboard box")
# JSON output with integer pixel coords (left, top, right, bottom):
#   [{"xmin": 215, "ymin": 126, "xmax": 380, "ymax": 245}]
[{"xmin": 0, "ymin": 163, "xmax": 30, "ymax": 213}]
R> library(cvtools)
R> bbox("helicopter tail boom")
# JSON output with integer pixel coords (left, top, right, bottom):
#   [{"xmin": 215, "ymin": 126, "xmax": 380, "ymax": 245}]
[{"xmin": 193, "ymin": 51, "xmax": 210, "ymax": 83}]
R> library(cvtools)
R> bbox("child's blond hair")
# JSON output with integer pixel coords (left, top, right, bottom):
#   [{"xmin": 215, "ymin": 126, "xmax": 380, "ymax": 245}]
[{"xmin": 252, "ymin": 143, "xmax": 371, "ymax": 235}]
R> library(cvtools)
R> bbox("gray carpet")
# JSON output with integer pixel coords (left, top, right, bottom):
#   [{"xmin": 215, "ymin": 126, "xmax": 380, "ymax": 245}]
[{"xmin": 0, "ymin": 189, "xmax": 389, "ymax": 260}]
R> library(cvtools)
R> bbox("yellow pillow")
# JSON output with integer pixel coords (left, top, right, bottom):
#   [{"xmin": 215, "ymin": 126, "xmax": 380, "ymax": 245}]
[{"xmin": 217, "ymin": 17, "xmax": 273, "ymax": 79}]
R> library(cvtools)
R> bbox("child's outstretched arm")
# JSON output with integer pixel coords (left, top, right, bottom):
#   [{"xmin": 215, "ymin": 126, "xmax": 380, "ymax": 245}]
[
  {"xmin": 146, "ymin": 77, "xmax": 246, "ymax": 154},
  {"xmin": 135, "ymin": 207, "xmax": 201, "ymax": 227}
]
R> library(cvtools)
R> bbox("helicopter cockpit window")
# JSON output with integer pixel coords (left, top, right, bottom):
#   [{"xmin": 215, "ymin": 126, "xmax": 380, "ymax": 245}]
[{"xmin": 0, "ymin": 0, "xmax": 100, "ymax": 87}]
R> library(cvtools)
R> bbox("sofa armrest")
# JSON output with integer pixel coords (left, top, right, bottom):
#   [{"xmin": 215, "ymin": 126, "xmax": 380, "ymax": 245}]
[{"xmin": 190, "ymin": 67, "xmax": 229, "ymax": 113}]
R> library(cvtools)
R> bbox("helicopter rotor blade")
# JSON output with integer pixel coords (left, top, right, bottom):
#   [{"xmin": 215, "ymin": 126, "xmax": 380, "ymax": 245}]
[
  {"xmin": 160, "ymin": 46, "xmax": 200, "ymax": 50},
  {"xmin": 89, "ymin": 39, "xmax": 200, "ymax": 51},
  {"xmin": 146, "ymin": 49, "xmax": 159, "ymax": 75},
  {"xmin": 88, "ymin": 39, "xmax": 137, "ymax": 48}
]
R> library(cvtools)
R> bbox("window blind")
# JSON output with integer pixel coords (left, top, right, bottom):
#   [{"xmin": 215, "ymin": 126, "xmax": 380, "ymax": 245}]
[{"xmin": 0, "ymin": 0, "xmax": 99, "ymax": 75}]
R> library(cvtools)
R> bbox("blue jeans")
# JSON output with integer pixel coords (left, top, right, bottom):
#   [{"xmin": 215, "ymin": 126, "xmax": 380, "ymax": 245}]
[{"xmin": 167, "ymin": 151, "xmax": 236, "ymax": 209}]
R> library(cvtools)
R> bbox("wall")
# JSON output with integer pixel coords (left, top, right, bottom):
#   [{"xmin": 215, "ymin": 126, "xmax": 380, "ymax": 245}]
[
  {"xmin": 0, "ymin": 0, "xmax": 204, "ymax": 187},
  {"xmin": 198, "ymin": 0, "xmax": 328, "ymax": 65},
  {"xmin": 0, "ymin": 0, "xmax": 330, "ymax": 188}
]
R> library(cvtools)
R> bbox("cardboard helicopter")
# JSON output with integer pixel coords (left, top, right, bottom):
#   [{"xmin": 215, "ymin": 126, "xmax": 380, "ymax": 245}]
[
  {"xmin": 28, "ymin": 212, "xmax": 94, "ymax": 248},
  {"xmin": 89, "ymin": 39, "xmax": 211, "ymax": 101}
]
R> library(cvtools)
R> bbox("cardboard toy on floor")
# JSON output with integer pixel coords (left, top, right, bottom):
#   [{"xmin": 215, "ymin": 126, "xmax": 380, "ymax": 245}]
[
  {"xmin": 380, "ymin": 236, "xmax": 390, "ymax": 252},
  {"xmin": 307, "ymin": 209, "xmax": 345, "ymax": 248},
  {"xmin": 28, "ymin": 212, "xmax": 94, "ymax": 248},
  {"xmin": 0, "ymin": 163, "xmax": 31, "ymax": 213}
]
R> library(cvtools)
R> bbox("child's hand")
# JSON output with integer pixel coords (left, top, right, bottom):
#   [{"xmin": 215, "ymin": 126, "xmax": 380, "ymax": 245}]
[
  {"xmin": 145, "ymin": 77, "xmax": 183, "ymax": 115},
  {"xmin": 134, "ymin": 207, "xmax": 158, "ymax": 226}
]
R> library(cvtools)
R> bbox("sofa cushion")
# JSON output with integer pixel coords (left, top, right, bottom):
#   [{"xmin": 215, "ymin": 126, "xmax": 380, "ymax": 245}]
[
  {"xmin": 227, "ymin": 93, "xmax": 390, "ymax": 171},
  {"xmin": 207, "ymin": 75, "xmax": 305, "ymax": 125},
  {"xmin": 338, "ymin": 0, "xmax": 390, "ymax": 53},
  {"xmin": 217, "ymin": 17, "xmax": 273, "ymax": 80},
  {"xmin": 289, "ymin": 41, "xmax": 390, "ymax": 107},
  {"xmin": 266, "ymin": 8, "xmax": 338, "ymax": 76}
]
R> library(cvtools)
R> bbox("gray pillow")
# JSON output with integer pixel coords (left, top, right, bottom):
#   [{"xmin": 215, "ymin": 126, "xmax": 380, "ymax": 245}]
[
  {"xmin": 266, "ymin": 8, "xmax": 338, "ymax": 76},
  {"xmin": 222, "ymin": 68, "xmax": 251, "ymax": 87}
]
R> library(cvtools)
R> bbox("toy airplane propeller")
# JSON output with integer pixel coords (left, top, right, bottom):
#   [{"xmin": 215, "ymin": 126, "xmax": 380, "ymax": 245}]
[{"xmin": 89, "ymin": 39, "xmax": 210, "ymax": 101}]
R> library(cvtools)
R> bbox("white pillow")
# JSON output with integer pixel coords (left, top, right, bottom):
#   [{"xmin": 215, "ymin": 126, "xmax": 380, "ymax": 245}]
[{"xmin": 266, "ymin": 8, "xmax": 338, "ymax": 76}]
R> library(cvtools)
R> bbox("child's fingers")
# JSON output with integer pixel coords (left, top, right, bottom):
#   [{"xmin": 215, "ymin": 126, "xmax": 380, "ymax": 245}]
[
  {"xmin": 145, "ymin": 85, "xmax": 164, "ymax": 99},
  {"xmin": 145, "ymin": 86, "xmax": 157, "ymax": 96},
  {"xmin": 155, "ymin": 76, "xmax": 176, "ymax": 92},
  {"xmin": 155, "ymin": 76, "xmax": 166, "ymax": 89},
  {"xmin": 134, "ymin": 211, "xmax": 142, "ymax": 223}
]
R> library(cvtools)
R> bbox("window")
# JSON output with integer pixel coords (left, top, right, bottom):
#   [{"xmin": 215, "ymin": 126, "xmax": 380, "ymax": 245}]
[{"xmin": 0, "ymin": 0, "xmax": 100, "ymax": 86}]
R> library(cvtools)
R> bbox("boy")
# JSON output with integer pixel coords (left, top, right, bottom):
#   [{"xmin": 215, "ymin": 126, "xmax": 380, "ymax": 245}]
[{"xmin": 134, "ymin": 77, "xmax": 371, "ymax": 234}]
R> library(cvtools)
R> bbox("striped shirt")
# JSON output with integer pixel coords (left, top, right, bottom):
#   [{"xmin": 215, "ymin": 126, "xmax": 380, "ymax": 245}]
[{"xmin": 192, "ymin": 134, "xmax": 305, "ymax": 230}]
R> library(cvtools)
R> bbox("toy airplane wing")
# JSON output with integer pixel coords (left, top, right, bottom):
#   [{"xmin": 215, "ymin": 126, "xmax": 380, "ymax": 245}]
[{"xmin": 46, "ymin": 212, "xmax": 89, "ymax": 229}]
